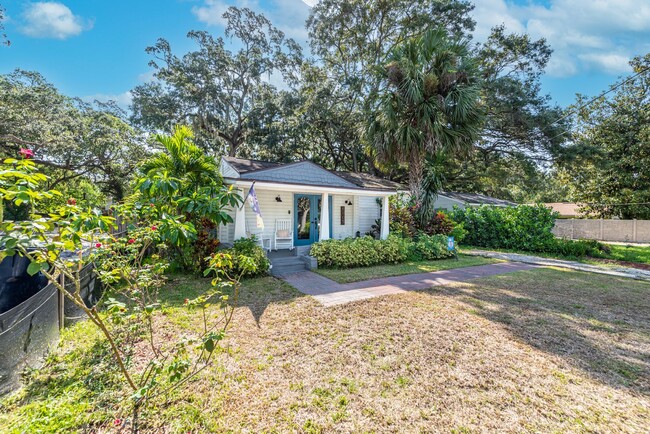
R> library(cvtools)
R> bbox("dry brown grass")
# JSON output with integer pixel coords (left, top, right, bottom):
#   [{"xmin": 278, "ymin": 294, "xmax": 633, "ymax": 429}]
[
  {"xmin": 3, "ymin": 267, "xmax": 649, "ymax": 433},
  {"xmin": 159, "ymin": 267, "xmax": 650, "ymax": 433}
]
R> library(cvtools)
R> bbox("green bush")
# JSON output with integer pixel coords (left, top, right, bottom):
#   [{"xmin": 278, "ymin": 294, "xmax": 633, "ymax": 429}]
[
  {"xmin": 310, "ymin": 234, "xmax": 451, "ymax": 269},
  {"xmin": 409, "ymin": 234, "xmax": 455, "ymax": 261},
  {"xmin": 451, "ymin": 204, "xmax": 605, "ymax": 257},
  {"xmin": 451, "ymin": 204, "xmax": 557, "ymax": 251},
  {"xmin": 221, "ymin": 237, "xmax": 270, "ymax": 277}
]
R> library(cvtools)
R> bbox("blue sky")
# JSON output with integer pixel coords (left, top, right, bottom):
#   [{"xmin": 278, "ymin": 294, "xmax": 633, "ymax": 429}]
[{"xmin": 1, "ymin": 0, "xmax": 649, "ymax": 108}]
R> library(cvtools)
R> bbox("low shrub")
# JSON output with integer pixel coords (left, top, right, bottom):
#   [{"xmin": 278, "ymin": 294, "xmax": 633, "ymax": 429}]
[
  {"xmin": 310, "ymin": 234, "xmax": 452, "ymax": 269},
  {"xmin": 410, "ymin": 234, "xmax": 455, "ymax": 261},
  {"xmin": 220, "ymin": 237, "xmax": 270, "ymax": 277},
  {"xmin": 541, "ymin": 238, "xmax": 605, "ymax": 258},
  {"xmin": 451, "ymin": 204, "xmax": 557, "ymax": 251},
  {"xmin": 451, "ymin": 204, "xmax": 605, "ymax": 257}
]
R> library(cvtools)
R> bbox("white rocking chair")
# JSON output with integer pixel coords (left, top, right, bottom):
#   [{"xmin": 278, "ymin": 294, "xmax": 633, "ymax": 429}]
[
  {"xmin": 274, "ymin": 219, "xmax": 294, "ymax": 251},
  {"xmin": 245, "ymin": 221, "xmax": 270, "ymax": 252}
]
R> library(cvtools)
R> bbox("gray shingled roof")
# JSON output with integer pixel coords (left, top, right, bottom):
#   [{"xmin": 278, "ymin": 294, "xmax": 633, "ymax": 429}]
[
  {"xmin": 223, "ymin": 156, "xmax": 282, "ymax": 174},
  {"xmin": 223, "ymin": 157, "xmax": 402, "ymax": 191},
  {"xmin": 334, "ymin": 171, "xmax": 404, "ymax": 190},
  {"xmin": 440, "ymin": 191, "xmax": 516, "ymax": 207}
]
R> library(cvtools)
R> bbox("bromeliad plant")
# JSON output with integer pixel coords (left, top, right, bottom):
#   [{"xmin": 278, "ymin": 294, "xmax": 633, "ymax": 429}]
[{"xmin": 0, "ymin": 151, "xmax": 255, "ymax": 432}]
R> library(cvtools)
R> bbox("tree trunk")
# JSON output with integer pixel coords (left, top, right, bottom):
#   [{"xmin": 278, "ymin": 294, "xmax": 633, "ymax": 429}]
[{"xmin": 408, "ymin": 151, "xmax": 424, "ymax": 201}]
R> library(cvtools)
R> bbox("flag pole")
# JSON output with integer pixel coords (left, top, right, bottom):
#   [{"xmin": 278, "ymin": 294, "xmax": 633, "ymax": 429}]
[{"xmin": 238, "ymin": 181, "xmax": 256, "ymax": 210}]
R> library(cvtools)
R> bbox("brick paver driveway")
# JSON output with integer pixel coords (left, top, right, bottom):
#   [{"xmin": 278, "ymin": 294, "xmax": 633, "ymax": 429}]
[{"xmin": 280, "ymin": 262, "xmax": 537, "ymax": 306}]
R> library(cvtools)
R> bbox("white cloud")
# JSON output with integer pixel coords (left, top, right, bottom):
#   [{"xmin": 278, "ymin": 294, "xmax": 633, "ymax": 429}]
[
  {"xmin": 301, "ymin": 0, "xmax": 319, "ymax": 6},
  {"xmin": 578, "ymin": 53, "xmax": 633, "ymax": 74},
  {"xmin": 471, "ymin": 0, "xmax": 650, "ymax": 77},
  {"xmin": 20, "ymin": 2, "xmax": 92, "ymax": 39},
  {"xmin": 82, "ymin": 91, "xmax": 133, "ymax": 110},
  {"xmin": 192, "ymin": 0, "xmax": 310, "ymax": 41}
]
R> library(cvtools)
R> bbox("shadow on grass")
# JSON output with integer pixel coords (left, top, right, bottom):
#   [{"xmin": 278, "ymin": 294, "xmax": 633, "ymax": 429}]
[
  {"xmin": 433, "ymin": 267, "xmax": 650, "ymax": 395},
  {"xmin": 159, "ymin": 274, "xmax": 305, "ymax": 327}
]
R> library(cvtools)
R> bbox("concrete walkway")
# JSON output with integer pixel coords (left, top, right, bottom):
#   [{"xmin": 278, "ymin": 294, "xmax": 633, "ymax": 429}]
[
  {"xmin": 464, "ymin": 249, "xmax": 650, "ymax": 281},
  {"xmin": 281, "ymin": 262, "xmax": 537, "ymax": 307}
]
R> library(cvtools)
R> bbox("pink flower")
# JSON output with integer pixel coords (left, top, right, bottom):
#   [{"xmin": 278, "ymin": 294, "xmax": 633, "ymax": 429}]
[
  {"xmin": 19, "ymin": 148, "xmax": 34, "ymax": 159},
  {"xmin": 151, "ymin": 225, "xmax": 157, "ymax": 231},
  {"xmin": 128, "ymin": 238, "xmax": 135, "ymax": 244},
  {"xmin": 113, "ymin": 418, "xmax": 121, "ymax": 426},
  {"xmin": 95, "ymin": 243, "xmax": 102, "ymax": 248}
]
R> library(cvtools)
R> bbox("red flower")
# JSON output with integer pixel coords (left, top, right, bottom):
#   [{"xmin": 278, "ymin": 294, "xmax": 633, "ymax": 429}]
[
  {"xmin": 184, "ymin": 298, "xmax": 189, "ymax": 305},
  {"xmin": 67, "ymin": 198, "xmax": 77, "ymax": 205},
  {"xmin": 19, "ymin": 148, "xmax": 34, "ymax": 159},
  {"xmin": 95, "ymin": 243, "xmax": 102, "ymax": 248},
  {"xmin": 151, "ymin": 225, "xmax": 157, "ymax": 231},
  {"xmin": 149, "ymin": 203, "xmax": 155, "ymax": 207},
  {"xmin": 128, "ymin": 238, "xmax": 135, "ymax": 244},
  {"xmin": 113, "ymin": 418, "xmax": 121, "ymax": 426}
]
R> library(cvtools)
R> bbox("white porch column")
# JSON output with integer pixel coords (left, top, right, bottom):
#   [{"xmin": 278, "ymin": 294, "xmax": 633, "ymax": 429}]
[
  {"xmin": 319, "ymin": 192, "xmax": 330, "ymax": 240},
  {"xmin": 234, "ymin": 188, "xmax": 247, "ymax": 240},
  {"xmin": 380, "ymin": 195, "xmax": 390, "ymax": 240}
]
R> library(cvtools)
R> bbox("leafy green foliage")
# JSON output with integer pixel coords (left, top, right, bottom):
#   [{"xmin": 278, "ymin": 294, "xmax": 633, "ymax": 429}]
[
  {"xmin": 219, "ymin": 237, "xmax": 270, "ymax": 277},
  {"xmin": 558, "ymin": 54, "xmax": 650, "ymax": 219},
  {"xmin": 0, "ymin": 70, "xmax": 146, "ymax": 202},
  {"xmin": 310, "ymin": 234, "xmax": 453, "ymax": 269},
  {"xmin": 0, "ymin": 151, "xmax": 256, "ymax": 432},
  {"xmin": 367, "ymin": 27, "xmax": 484, "ymax": 207},
  {"xmin": 135, "ymin": 126, "xmax": 242, "ymax": 269},
  {"xmin": 131, "ymin": 7, "xmax": 302, "ymax": 156},
  {"xmin": 451, "ymin": 204, "xmax": 605, "ymax": 257}
]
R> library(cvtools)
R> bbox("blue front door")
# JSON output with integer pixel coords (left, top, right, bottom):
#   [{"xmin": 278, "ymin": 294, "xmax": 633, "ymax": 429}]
[{"xmin": 294, "ymin": 194, "xmax": 332, "ymax": 246}]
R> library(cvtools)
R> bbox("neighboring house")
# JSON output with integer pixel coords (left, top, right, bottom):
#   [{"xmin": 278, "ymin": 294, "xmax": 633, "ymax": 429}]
[
  {"xmin": 433, "ymin": 191, "xmax": 517, "ymax": 210},
  {"xmin": 543, "ymin": 202, "xmax": 581, "ymax": 218},
  {"xmin": 218, "ymin": 157, "xmax": 401, "ymax": 253}
]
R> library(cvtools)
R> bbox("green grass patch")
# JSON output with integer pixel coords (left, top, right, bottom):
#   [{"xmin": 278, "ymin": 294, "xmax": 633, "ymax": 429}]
[
  {"xmin": 601, "ymin": 244, "xmax": 650, "ymax": 265},
  {"xmin": 314, "ymin": 255, "xmax": 499, "ymax": 283},
  {"xmin": 464, "ymin": 243, "xmax": 650, "ymax": 266}
]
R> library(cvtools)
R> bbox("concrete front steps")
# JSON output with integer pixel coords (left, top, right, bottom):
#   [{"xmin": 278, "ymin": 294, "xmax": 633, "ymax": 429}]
[{"xmin": 268, "ymin": 249, "xmax": 308, "ymax": 276}]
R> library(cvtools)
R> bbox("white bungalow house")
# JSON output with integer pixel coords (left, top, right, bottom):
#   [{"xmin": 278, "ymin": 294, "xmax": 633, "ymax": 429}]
[{"xmin": 218, "ymin": 157, "xmax": 402, "ymax": 268}]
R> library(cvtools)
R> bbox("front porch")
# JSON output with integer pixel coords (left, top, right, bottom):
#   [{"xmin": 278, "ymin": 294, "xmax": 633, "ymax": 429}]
[{"xmin": 221, "ymin": 185, "xmax": 392, "ymax": 250}]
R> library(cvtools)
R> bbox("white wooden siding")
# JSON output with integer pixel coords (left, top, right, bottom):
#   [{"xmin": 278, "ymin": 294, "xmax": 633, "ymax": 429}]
[
  {"xmin": 357, "ymin": 196, "xmax": 381, "ymax": 235},
  {"xmin": 220, "ymin": 160, "xmax": 240, "ymax": 178},
  {"xmin": 218, "ymin": 190, "xmax": 378, "ymax": 245},
  {"xmin": 332, "ymin": 195, "xmax": 354, "ymax": 239}
]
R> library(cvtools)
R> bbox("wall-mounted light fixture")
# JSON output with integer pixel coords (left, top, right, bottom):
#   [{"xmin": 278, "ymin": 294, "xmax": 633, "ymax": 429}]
[
  {"xmin": 344, "ymin": 199, "xmax": 353, "ymax": 205},
  {"xmin": 275, "ymin": 195, "xmax": 283, "ymax": 202}
]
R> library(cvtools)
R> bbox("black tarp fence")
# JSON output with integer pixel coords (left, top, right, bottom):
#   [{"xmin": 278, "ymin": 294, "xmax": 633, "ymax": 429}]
[{"xmin": 0, "ymin": 260, "xmax": 100, "ymax": 395}]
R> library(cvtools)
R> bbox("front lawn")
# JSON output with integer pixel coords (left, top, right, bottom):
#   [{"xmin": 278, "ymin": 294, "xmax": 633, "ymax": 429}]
[
  {"xmin": 1, "ymin": 269, "xmax": 649, "ymax": 433},
  {"xmin": 314, "ymin": 254, "xmax": 499, "ymax": 283}
]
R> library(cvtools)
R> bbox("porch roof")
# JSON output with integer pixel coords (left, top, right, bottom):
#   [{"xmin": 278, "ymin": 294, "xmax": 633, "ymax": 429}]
[{"xmin": 224, "ymin": 177, "xmax": 398, "ymax": 196}]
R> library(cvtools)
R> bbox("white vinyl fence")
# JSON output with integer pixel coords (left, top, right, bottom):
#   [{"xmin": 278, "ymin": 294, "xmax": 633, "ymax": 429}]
[{"xmin": 553, "ymin": 219, "xmax": 650, "ymax": 243}]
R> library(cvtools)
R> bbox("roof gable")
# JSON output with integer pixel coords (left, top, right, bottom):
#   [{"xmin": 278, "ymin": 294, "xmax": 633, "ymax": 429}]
[{"xmin": 240, "ymin": 161, "xmax": 358, "ymax": 189}]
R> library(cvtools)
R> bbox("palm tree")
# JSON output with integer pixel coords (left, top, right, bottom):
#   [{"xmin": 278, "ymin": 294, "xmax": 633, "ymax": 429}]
[
  {"xmin": 367, "ymin": 27, "xmax": 483, "ymax": 206},
  {"xmin": 139, "ymin": 125, "xmax": 221, "ymax": 195}
]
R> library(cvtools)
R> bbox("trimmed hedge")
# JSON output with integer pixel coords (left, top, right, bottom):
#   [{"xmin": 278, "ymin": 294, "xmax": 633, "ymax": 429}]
[
  {"xmin": 451, "ymin": 204, "xmax": 604, "ymax": 257},
  {"xmin": 310, "ymin": 234, "xmax": 453, "ymax": 269}
]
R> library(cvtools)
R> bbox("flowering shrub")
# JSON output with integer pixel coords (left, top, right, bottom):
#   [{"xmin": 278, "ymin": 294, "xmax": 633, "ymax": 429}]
[
  {"xmin": 0, "ymin": 143, "xmax": 256, "ymax": 432},
  {"xmin": 310, "ymin": 234, "xmax": 451, "ymax": 269},
  {"xmin": 387, "ymin": 193, "xmax": 465, "ymax": 242}
]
